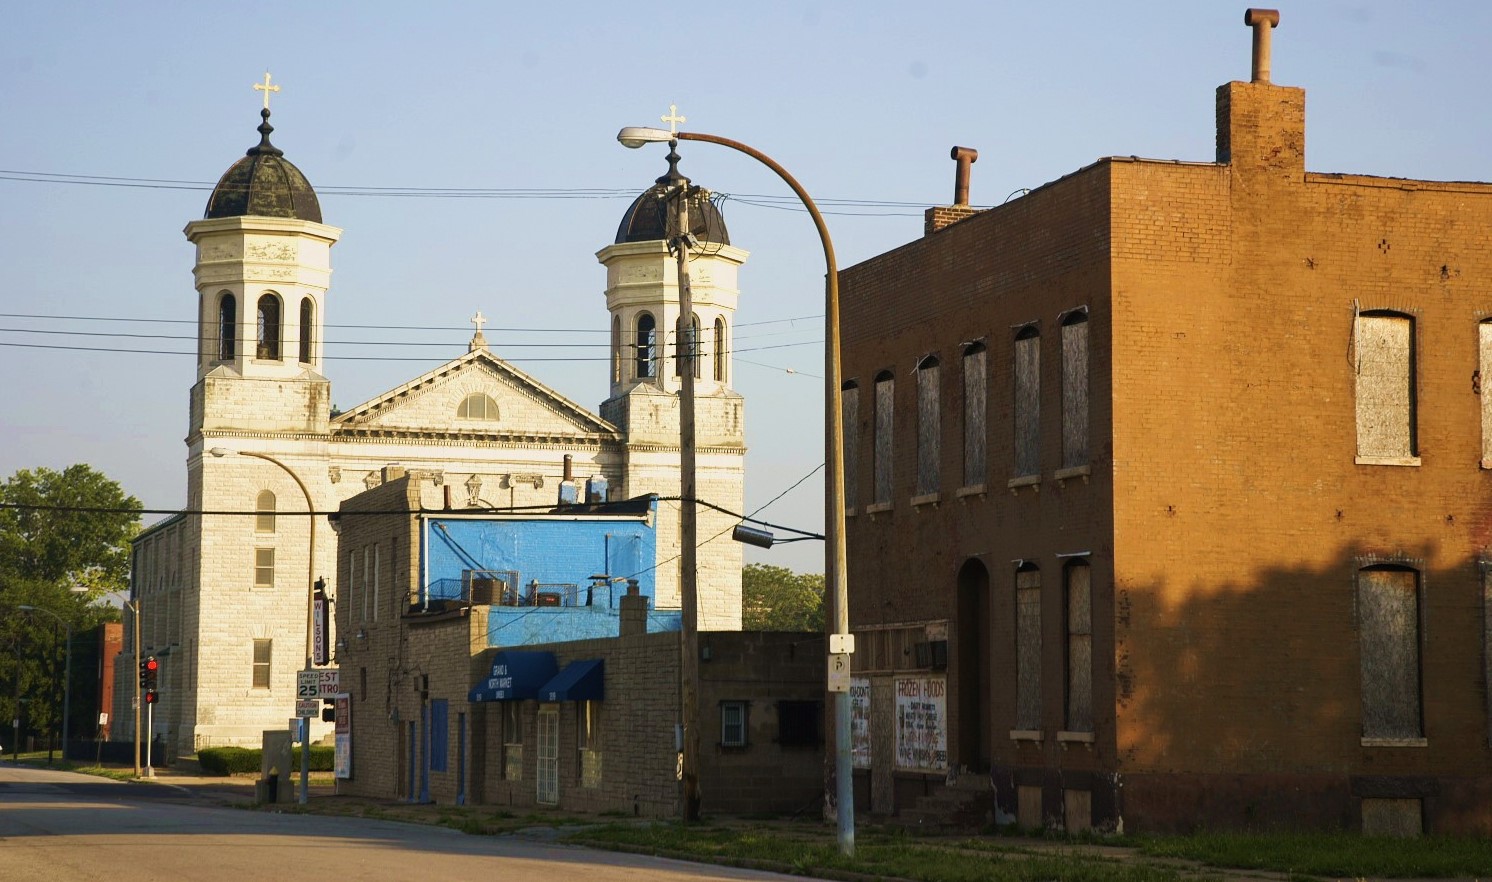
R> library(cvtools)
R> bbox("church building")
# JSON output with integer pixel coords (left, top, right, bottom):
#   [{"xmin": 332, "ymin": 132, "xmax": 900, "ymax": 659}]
[{"xmin": 117, "ymin": 97, "xmax": 749, "ymax": 756}]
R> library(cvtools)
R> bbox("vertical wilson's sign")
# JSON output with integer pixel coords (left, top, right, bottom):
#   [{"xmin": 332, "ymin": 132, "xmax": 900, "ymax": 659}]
[
  {"xmin": 894, "ymin": 676, "xmax": 947, "ymax": 771},
  {"xmin": 313, "ymin": 589, "xmax": 328, "ymax": 667}
]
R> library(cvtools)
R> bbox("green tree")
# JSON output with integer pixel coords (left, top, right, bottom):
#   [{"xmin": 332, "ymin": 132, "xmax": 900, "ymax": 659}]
[
  {"xmin": 741, "ymin": 563, "xmax": 825, "ymax": 631},
  {"xmin": 0, "ymin": 465, "xmax": 141, "ymax": 749}
]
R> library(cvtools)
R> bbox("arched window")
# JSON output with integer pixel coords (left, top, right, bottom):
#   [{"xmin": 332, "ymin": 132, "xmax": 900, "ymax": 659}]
[
  {"xmin": 635, "ymin": 313, "xmax": 657, "ymax": 379},
  {"xmin": 218, "ymin": 292, "xmax": 237, "ymax": 361},
  {"xmin": 299, "ymin": 297, "xmax": 314, "ymax": 365},
  {"xmin": 256, "ymin": 294, "xmax": 282, "ymax": 360},
  {"xmin": 611, "ymin": 315, "xmax": 621, "ymax": 384},
  {"xmin": 255, "ymin": 490, "xmax": 276, "ymax": 534},
  {"xmin": 457, "ymin": 393, "xmax": 500, "ymax": 421},
  {"xmin": 713, "ymin": 317, "xmax": 727, "ymax": 382},
  {"xmin": 675, "ymin": 313, "xmax": 701, "ymax": 378},
  {"xmin": 915, "ymin": 355, "xmax": 940, "ymax": 496}
]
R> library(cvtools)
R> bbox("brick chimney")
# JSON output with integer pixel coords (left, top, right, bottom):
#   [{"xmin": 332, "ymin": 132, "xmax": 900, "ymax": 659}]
[
  {"xmin": 618, "ymin": 579, "xmax": 648, "ymax": 638},
  {"xmin": 1216, "ymin": 9, "xmax": 1304, "ymax": 179},
  {"xmin": 924, "ymin": 146, "xmax": 981, "ymax": 234}
]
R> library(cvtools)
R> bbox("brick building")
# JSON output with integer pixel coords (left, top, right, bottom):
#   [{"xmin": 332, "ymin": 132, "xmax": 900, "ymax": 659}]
[
  {"xmin": 838, "ymin": 10, "xmax": 1492, "ymax": 835},
  {"xmin": 333, "ymin": 471, "xmax": 824, "ymax": 816}
]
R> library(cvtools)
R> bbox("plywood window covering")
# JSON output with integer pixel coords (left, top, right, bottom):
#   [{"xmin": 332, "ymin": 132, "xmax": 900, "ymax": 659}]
[
  {"xmin": 962, "ymin": 343, "xmax": 987, "ymax": 487},
  {"xmin": 1015, "ymin": 565, "xmax": 1043, "ymax": 731},
  {"xmin": 916, "ymin": 356, "xmax": 941, "ymax": 496},
  {"xmin": 256, "ymin": 293, "xmax": 281, "ymax": 360},
  {"xmin": 1061, "ymin": 311, "xmax": 1090, "ymax": 469},
  {"xmin": 635, "ymin": 313, "xmax": 657, "ymax": 379},
  {"xmin": 1064, "ymin": 561, "xmax": 1093, "ymax": 732},
  {"xmin": 252, "ymin": 638, "xmax": 271, "ymax": 689},
  {"xmin": 1013, "ymin": 326, "xmax": 1041, "ymax": 478},
  {"xmin": 1355, "ymin": 312, "xmax": 1415, "ymax": 458},
  {"xmin": 841, "ymin": 382, "xmax": 859, "ymax": 509},
  {"xmin": 255, "ymin": 490, "xmax": 276, "ymax": 534},
  {"xmin": 1358, "ymin": 565, "xmax": 1422, "ymax": 739},
  {"xmin": 874, "ymin": 372, "xmax": 895, "ymax": 505},
  {"xmin": 578, "ymin": 700, "xmax": 602, "ymax": 787},
  {"xmin": 502, "ymin": 702, "xmax": 523, "ymax": 781},
  {"xmin": 1480, "ymin": 321, "xmax": 1492, "ymax": 466},
  {"xmin": 1486, "ymin": 563, "xmax": 1492, "ymax": 745},
  {"xmin": 298, "ymin": 296, "xmax": 314, "ymax": 365},
  {"xmin": 217, "ymin": 292, "xmax": 236, "ymax": 361},
  {"xmin": 254, "ymin": 547, "xmax": 275, "ymax": 588}
]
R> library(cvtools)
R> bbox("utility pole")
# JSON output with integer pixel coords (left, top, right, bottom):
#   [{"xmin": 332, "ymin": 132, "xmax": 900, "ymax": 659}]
[{"xmin": 670, "ymin": 144, "xmax": 701, "ymax": 823}]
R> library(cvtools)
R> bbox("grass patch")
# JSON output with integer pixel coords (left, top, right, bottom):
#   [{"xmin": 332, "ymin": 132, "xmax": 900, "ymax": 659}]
[
  {"xmin": 1135, "ymin": 830, "xmax": 1492, "ymax": 878},
  {"xmin": 568, "ymin": 823, "xmax": 1209, "ymax": 882}
]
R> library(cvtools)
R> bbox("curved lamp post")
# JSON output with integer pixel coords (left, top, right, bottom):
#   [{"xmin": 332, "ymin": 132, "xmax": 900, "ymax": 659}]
[
  {"xmin": 18, "ymin": 605, "xmax": 72, "ymax": 766},
  {"xmin": 618, "ymin": 125, "xmax": 853, "ymax": 856},
  {"xmin": 209, "ymin": 446, "xmax": 315, "ymax": 805}
]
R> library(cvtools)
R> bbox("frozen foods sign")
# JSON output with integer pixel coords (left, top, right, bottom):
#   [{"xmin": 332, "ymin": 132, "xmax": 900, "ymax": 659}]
[{"xmin": 894, "ymin": 676, "xmax": 947, "ymax": 771}]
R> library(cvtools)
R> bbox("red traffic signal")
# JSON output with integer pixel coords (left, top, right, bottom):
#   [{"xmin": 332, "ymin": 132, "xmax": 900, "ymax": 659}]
[
  {"xmin": 141, "ymin": 656, "xmax": 159, "ymax": 691},
  {"xmin": 145, "ymin": 689, "xmax": 158, "ymax": 704}
]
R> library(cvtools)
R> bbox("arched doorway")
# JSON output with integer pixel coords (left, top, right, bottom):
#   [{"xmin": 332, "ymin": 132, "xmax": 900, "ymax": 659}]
[{"xmin": 956, "ymin": 558, "xmax": 991, "ymax": 771}]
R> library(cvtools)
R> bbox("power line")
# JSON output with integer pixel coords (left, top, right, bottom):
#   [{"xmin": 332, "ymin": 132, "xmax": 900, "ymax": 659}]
[
  {"xmin": 0, "ymin": 311, "xmax": 824, "ymax": 334},
  {"xmin": 0, "ymin": 338, "xmax": 822, "ymax": 362}
]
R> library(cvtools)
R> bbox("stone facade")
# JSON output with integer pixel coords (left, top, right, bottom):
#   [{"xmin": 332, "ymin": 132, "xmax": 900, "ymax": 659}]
[
  {"xmin": 838, "ymin": 20, "xmax": 1492, "ymax": 835},
  {"xmin": 114, "ymin": 131, "xmax": 748, "ymax": 757}
]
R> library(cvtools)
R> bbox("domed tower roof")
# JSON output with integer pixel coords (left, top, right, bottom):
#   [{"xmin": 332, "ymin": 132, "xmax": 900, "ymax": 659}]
[
  {"xmin": 614, "ymin": 146, "xmax": 729, "ymax": 246},
  {"xmin": 204, "ymin": 109, "xmax": 322, "ymax": 223}
]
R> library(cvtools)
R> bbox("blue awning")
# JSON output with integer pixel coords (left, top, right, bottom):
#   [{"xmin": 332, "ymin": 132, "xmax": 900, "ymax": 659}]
[
  {"xmin": 537, "ymin": 659, "xmax": 604, "ymax": 702},
  {"xmin": 468, "ymin": 650, "xmax": 558, "ymax": 703}
]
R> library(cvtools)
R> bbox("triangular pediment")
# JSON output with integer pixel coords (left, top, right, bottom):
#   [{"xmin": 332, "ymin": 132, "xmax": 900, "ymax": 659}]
[{"xmin": 332, "ymin": 348, "xmax": 619, "ymax": 441}]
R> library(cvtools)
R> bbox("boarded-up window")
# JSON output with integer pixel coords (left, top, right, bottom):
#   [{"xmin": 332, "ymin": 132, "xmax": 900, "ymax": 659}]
[
  {"xmin": 1480, "ymin": 321, "xmax": 1492, "ymax": 466},
  {"xmin": 502, "ymin": 702, "xmax": 523, "ymax": 781},
  {"xmin": 874, "ymin": 372, "xmax": 894, "ymax": 504},
  {"xmin": 1485, "ymin": 564, "xmax": 1492, "ymax": 745},
  {"xmin": 1359, "ymin": 565, "xmax": 1422, "ymax": 739},
  {"xmin": 1014, "ymin": 326, "xmax": 1041, "ymax": 477},
  {"xmin": 841, "ymin": 382, "xmax": 859, "ymax": 509},
  {"xmin": 1064, "ymin": 561, "xmax": 1093, "ymax": 732},
  {"xmin": 1061, "ymin": 312, "xmax": 1089, "ymax": 469},
  {"xmin": 962, "ymin": 343, "xmax": 987, "ymax": 487},
  {"xmin": 252, "ymin": 638, "xmax": 271, "ymax": 689},
  {"xmin": 916, "ymin": 356, "xmax": 940, "ymax": 496},
  {"xmin": 1015, "ymin": 565, "xmax": 1042, "ymax": 731},
  {"xmin": 1355, "ymin": 313, "xmax": 1415, "ymax": 458}
]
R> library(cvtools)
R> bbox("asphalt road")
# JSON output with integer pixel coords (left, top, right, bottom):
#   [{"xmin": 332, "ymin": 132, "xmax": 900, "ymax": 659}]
[{"xmin": 0, "ymin": 764, "xmax": 815, "ymax": 882}]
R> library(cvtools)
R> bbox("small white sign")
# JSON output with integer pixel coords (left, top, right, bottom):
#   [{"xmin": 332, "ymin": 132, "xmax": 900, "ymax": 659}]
[
  {"xmin": 295, "ymin": 699, "xmax": 320, "ymax": 718},
  {"xmin": 98, "ymin": 712, "xmax": 109, "ymax": 725},
  {"xmin": 829, "ymin": 633, "xmax": 856, "ymax": 655},
  {"xmin": 827, "ymin": 653, "xmax": 852, "ymax": 693}
]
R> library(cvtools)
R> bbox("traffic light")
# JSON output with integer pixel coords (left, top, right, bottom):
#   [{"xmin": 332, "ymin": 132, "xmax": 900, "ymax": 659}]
[
  {"xmin": 145, "ymin": 688, "xmax": 158, "ymax": 704},
  {"xmin": 141, "ymin": 656, "xmax": 159, "ymax": 690}
]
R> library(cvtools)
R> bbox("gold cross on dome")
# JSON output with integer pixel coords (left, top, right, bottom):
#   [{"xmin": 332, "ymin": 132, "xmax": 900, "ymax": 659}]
[
  {"xmin": 254, "ymin": 72, "xmax": 280, "ymax": 111},
  {"xmin": 661, "ymin": 103, "xmax": 686, "ymax": 135},
  {"xmin": 471, "ymin": 311, "xmax": 487, "ymax": 334}
]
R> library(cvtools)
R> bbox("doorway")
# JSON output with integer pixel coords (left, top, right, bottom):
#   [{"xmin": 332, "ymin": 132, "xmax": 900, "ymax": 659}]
[
  {"xmin": 956, "ymin": 558, "xmax": 991, "ymax": 770},
  {"xmin": 536, "ymin": 706, "xmax": 559, "ymax": 805}
]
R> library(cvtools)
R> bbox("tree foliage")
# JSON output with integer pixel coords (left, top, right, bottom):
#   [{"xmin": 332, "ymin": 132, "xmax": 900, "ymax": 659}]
[
  {"xmin": 0, "ymin": 465, "xmax": 141, "ymax": 745},
  {"xmin": 741, "ymin": 563, "xmax": 824, "ymax": 631}
]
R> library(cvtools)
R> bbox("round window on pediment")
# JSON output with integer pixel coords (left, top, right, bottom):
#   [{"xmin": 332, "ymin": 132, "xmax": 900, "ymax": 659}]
[{"xmin": 458, "ymin": 393, "xmax": 500, "ymax": 421}]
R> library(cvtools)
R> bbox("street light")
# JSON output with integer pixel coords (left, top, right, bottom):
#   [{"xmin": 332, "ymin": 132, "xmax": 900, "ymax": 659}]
[
  {"xmin": 209, "ymin": 446, "xmax": 316, "ymax": 805},
  {"xmin": 17, "ymin": 605, "xmax": 72, "ymax": 767},
  {"xmin": 618, "ymin": 123, "xmax": 854, "ymax": 855}
]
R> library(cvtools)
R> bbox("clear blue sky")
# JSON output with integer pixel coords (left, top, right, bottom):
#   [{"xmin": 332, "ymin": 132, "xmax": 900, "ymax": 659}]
[{"xmin": 3, "ymin": 1, "xmax": 1488, "ymax": 573}]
